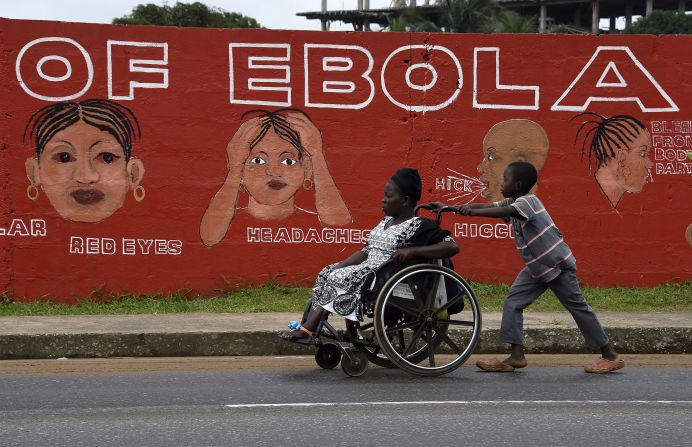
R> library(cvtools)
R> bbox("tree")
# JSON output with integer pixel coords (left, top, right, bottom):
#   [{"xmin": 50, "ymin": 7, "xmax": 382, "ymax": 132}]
[
  {"xmin": 624, "ymin": 10, "xmax": 692, "ymax": 34},
  {"xmin": 113, "ymin": 2, "xmax": 261, "ymax": 28},
  {"xmin": 386, "ymin": 7, "xmax": 441, "ymax": 32},
  {"xmin": 493, "ymin": 10, "xmax": 537, "ymax": 33},
  {"xmin": 438, "ymin": 0, "xmax": 501, "ymax": 33}
]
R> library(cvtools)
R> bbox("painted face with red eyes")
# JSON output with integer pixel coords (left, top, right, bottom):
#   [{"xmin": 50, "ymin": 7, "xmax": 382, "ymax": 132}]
[
  {"xmin": 242, "ymin": 130, "xmax": 305, "ymax": 207},
  {"xmin": 29, "ymin": 120, "xmax": 140, "ymax": 223}
]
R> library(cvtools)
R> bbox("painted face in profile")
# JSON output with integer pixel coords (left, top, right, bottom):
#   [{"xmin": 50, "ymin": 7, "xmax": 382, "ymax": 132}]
[
  {"xmin": 26, "ymin": 120, "xmax": 142, "ymax": 223},
  {"xmin": 477, "ymin": 144, "xmax": 508, "ymax": 202},
  {"xmin": 477, "ymin": 120, "xmax": 548, "ymax": 202},
  {"xmin": 619, "ymin": 128, "xmax": 653, "ymax": 194},
  {"xmin": 242, "ymin": 130, "xmax": 305, "ymax": 206}
]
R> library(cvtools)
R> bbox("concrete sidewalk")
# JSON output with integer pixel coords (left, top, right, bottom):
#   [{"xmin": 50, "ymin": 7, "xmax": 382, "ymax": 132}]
[{"xmin": 1, "ymin": 312, "xmax": 691, "ymax": 359}]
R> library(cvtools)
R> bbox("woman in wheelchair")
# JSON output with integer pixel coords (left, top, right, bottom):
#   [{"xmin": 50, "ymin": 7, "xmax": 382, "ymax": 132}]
[{"xmin": 278, "ymin": 167, "xmax": 459, "ymax": 341}]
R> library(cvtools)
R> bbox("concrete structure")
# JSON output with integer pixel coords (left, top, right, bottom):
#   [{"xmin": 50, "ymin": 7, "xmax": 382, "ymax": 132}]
[{"xmin": 297, "ymin": 0, "xmax": 692, "ymax": 33}]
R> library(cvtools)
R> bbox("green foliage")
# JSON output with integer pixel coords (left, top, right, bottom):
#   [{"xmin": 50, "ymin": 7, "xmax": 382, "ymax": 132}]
[
  {"xmin": 113, "ymin": 2, "xmax": 261, "ymax": 28},
  {"xmin": 473, "ymin": 281, "xmax": 692, "ymax": 312},
  {"xmin": 387, "ymin": 8, "xmax": 441, "ymax": 32},
  {"xmin": 1, "ymin": 282, "xmax": 690, "ymax": 316},
  {"xmin": 624, "ymin": 10, "xmax": 692, "ymax": 34},
  {"xmin": 494, "ymin": 10, "xmax": 538, "ymax": 33},
  {"xmin": 439, "ymin": 0, "xmax": 501, "ymax": 33}
]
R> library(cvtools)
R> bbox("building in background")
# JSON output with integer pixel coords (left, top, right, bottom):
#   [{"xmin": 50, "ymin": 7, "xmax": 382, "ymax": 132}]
[{"xmin": 298, "ymin": 0, "xmax": 691, "ymax": 34}]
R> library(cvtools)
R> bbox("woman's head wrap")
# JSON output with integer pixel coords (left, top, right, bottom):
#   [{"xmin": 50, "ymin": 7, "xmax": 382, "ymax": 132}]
[{"xmin": 390, "ymin": 168, "xmax": 422, "ymax": 204}]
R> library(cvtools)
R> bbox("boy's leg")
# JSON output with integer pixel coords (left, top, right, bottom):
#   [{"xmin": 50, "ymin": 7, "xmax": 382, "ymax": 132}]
[
  {"xmin": 477, "ymin": 268, "xmax": 547, "ymax": 372},
  {"xmin": 548, "ymin": 268, "xmax": 610, "ymax": 350},
  {"xmin": 500, "ymin": 267, "xmax": 549, "ymax": 347}
]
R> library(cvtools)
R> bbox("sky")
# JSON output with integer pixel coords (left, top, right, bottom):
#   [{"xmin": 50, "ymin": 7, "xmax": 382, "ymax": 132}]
[{"xmin": 0, "ymin": 0, "xmax": 396, "ymax": 31}]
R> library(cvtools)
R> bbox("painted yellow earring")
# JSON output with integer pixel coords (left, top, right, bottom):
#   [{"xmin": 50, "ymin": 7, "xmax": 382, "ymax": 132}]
[
  {"xmin": 27, "ymin": 184, "xmax": 39, "ymax": 201},
  {"xmin": 133, "ymin": 185, "xmax": 146, "ymax": 202},
  {"xmin": 303, "ymin": 178, "xmax": 314, "ymax": 190}
]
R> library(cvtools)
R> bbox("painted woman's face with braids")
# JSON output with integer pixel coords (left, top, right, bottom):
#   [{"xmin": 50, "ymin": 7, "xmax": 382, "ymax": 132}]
[
  {"xmin": 26, "ymin": 121, "xmax": 137, "ymax": 223},
  {"xmin": 617, "ymin": 128, "xmax": 653, "ymax": 194},
  {"xmin": 243, "ymin": 130, "xmax": 305, "ymax": 206}
]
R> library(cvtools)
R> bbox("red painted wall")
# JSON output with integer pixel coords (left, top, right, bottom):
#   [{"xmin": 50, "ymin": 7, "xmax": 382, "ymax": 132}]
[{"xmin": 0, "ymin": 18, "xmax": 690, "ymax": 302}]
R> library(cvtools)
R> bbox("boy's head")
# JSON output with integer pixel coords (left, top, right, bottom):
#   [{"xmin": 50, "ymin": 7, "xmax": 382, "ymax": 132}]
[{"xmin": 501, "ymin": 161, "xmax": 538, "ymax": 199}]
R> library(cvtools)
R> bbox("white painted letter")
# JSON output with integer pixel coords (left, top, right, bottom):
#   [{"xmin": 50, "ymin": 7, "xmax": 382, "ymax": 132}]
[
  {"xmin": 304, "ymin": 44, "xmax": 374, "ymax": 109},
  {"xmin": 552, "ymin": 46, "xmax": 678, "ymax": 112},
  {"xmin": 473, "ymin": 48, "xmax": 539, "ymax": 110},
  {"xmin": 229, "ymin": 43, "xmax": 291, "ymax": 106},
  {"xmin": 381, "ymin": 45, "xmax": 462, "ymax": 112},
  {"xmin": 16, "ymin": 37, "xmax": 93, "ymax": 101},
  {"xmin": 108, "ymin": 40, "xmax": 168, "ymax": 100}
]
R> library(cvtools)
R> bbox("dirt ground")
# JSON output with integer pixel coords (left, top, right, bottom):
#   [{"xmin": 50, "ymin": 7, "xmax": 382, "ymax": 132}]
[{"xmin": 0, "ymin": 354, "xmax": 690, "ymax": 375}]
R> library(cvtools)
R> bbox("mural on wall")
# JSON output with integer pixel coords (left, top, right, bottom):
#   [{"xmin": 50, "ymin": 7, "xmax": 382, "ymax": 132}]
[
  {"xmin": 573, "ymin": 113, "xmax": 652, "ymax": 208},
  {"xmin": 200, "ymin": 108, "xmax": 351, "ymax": 247},
  {"xmin": 23, "ymin": 99, "xmax": 144, "ymax": 223},
  {"xmin": 0, "ymin": 18, "xmax": 690, "ymax": 301},
  {"xmin": 477, "ymin": 119, "xmax": 549, "ymax": 202}
]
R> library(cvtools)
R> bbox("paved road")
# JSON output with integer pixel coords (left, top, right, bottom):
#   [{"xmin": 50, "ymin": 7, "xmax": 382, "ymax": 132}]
[{"xmin": 1, "ymin": 355, "xmax": 691, "ymax": 447}]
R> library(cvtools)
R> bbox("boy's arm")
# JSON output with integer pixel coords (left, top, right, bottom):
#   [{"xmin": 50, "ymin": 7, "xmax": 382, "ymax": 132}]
[
  {"xmin": 428, "ymin": 202, "xmax": 496, "ymax": 211},
  {"xmin": 458, "ymin": 205, "xmax": 520, "ymax": 219}
]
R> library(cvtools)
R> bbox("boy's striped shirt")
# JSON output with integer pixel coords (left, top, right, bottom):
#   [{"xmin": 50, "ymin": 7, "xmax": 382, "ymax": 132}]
[{"xmin": 495, "ymin": 194, "xmax": 575, "ymax": 282}]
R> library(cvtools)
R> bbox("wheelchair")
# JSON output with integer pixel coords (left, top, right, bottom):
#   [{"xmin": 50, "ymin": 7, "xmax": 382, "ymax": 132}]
[{"xmin": 290, "ymin": 204, "xmax": 482, "ymax": 377}]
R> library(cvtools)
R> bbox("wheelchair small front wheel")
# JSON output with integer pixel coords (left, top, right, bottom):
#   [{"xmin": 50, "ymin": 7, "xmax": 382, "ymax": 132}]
[
  {"xmin": 315, "ymin": 344, "xmax": 341, "ymax": 369},
  {"xmin": 341, "ymin": 350, "xmax": 369, "ymax": 377}
]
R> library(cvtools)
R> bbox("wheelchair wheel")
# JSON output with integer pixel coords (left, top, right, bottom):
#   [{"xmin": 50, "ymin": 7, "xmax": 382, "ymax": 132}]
[
  {"xmin": 315, "ymin": 344, "xmax": 341, "ymax": 369},
  {"xmin": 341, "ymin": 350, "xmax": 369, "ymax": 377},
  {"xmin": 347, "ymin": 319, "xmax": 433, "ymax": 369},
  {"xmin": 346, "ymin": 320, "xmax": 395, "ymax": 368},
  {"xmin": 373, "ymin": 264, "xmax": 481, "ymax": 377}
]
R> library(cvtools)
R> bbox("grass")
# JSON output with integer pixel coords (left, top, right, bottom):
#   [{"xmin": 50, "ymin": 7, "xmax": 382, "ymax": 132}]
[{"xmin": 1, "ymin": 281, "xmax": 690, "ymax": 317}]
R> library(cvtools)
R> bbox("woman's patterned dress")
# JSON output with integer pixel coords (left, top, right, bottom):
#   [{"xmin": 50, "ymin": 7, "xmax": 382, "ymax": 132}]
[{"xmin": 312, "ymin": 216, "xmax": 453, "ymax": 321}]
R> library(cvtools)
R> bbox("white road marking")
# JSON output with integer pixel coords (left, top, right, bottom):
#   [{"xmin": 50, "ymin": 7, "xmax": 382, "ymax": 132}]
[{"xmin": 225, "ymin": 400, "xmax": 692, "ymax": 408}]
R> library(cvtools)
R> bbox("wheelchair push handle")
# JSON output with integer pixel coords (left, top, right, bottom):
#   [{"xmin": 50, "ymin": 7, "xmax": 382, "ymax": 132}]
[{"xmin": 414, "ymin": 202, "xmax": 457, "ymax": 224}]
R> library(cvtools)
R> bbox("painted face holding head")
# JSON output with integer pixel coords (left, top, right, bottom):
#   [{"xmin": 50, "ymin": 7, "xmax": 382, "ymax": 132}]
[
  {"xmin": 24, "ymin": 99, "xmax": 145, "ymax": 223},
  {"xmin": 200, "ymin": 108, "xmax": 351, "ymax": 247}
]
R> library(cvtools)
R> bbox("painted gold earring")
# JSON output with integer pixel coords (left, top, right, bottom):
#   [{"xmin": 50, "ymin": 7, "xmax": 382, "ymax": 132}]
[
  {"xmin": 133, "ymin": 185, "xmax": 146, "ymax": 202},
  {"xmin": 303, "ymin": 178, "xmax": 314, "ymax": 190},
  {"xmin": 27, "ymin": 184, "xmax": 39, "ymax": 201}
]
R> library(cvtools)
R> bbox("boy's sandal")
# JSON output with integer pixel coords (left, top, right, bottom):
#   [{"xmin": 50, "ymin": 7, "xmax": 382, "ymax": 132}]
[
  {"xmin": 476, "ymin": 358, "xmax": 518, "ymax": 372},
  {"xmin": 584, "ymin": 356, "xmax": 625, "ymax": 374}
]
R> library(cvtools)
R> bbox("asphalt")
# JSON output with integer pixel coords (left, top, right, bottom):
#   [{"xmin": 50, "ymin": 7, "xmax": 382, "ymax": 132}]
[{"xmin": 1, "ymin": 311, "xmax": 691, "ymax": 359}]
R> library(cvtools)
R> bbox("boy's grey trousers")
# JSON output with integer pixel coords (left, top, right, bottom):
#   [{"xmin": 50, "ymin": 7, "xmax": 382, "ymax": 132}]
[{"xmin": 501, "ymin": 266, "xmax": 609, "ymax": 349}]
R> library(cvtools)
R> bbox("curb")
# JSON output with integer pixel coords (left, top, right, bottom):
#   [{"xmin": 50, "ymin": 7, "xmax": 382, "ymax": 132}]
[{"xmin": 1, "ymin": 327, "xmax": 690, "ymax": 359}]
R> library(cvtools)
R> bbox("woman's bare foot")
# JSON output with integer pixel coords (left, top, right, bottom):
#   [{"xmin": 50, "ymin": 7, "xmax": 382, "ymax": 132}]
[{"xmin": 277, "ymin": 326, "xmax": 314, "ymax": 341}]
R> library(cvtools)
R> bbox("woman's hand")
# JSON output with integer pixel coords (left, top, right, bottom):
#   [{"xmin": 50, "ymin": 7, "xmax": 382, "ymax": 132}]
[
  {"xmin": 286, "ymin": 112, "xmax": 323, "ymax": 160},
  {"xmin": 226, "ymin": 117, "xmax": 260, "ymax": 173},
  {"xmin": 200, "ymin": 117, "xmax": 260, "ymax": 247},
  {"xmin": 391, "ymin": 247, "xmax": 416, "ymax": 265}
]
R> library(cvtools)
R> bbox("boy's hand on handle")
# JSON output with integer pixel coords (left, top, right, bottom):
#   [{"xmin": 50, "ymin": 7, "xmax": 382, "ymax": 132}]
[{"xmin": 456, "ymin": 205, "xmax": 474, "ymax": 216}]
